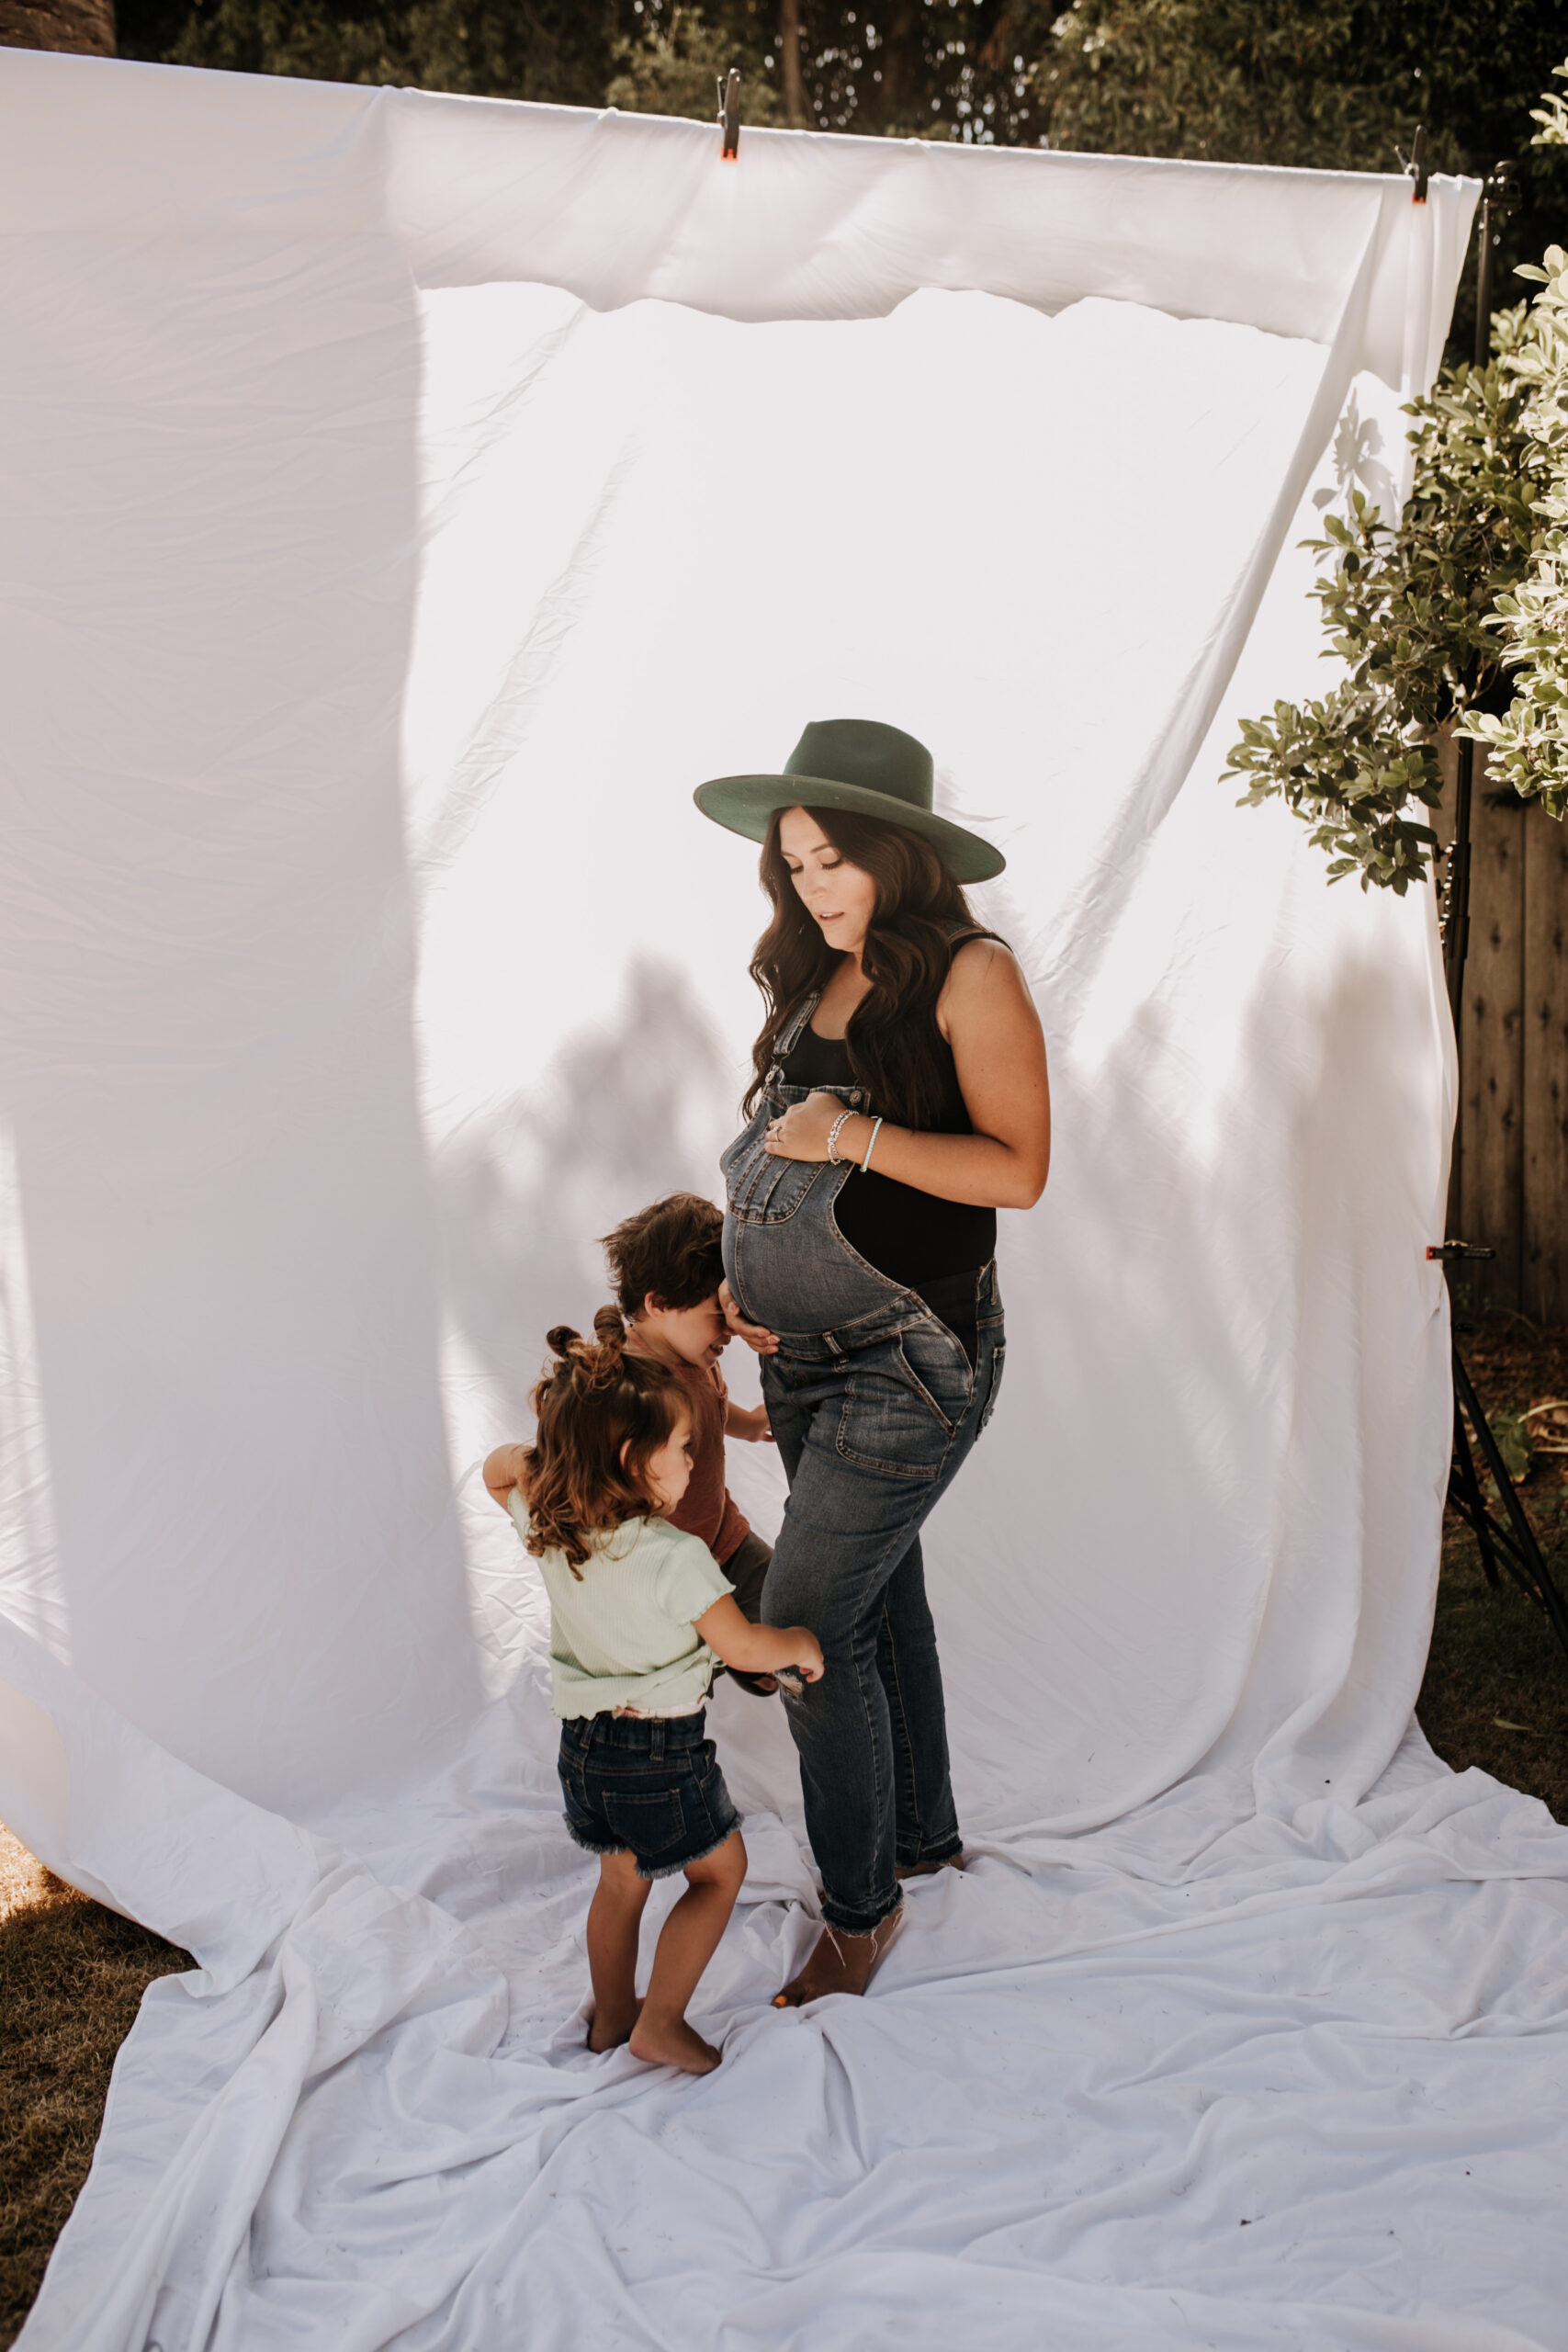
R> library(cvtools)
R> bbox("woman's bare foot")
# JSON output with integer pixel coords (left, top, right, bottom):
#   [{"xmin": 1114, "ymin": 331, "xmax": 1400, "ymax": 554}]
[
  {"xmin": 587, "ymin": 1996, "xmax": 641, "ymax": 2053},
  {"xmin": 628, "ymin": 2011, "xmax": 722, "ymax": 2074},
  {"xmin": 772, "ymin": 1905, "xmax": 904, "ymax": 2007}
]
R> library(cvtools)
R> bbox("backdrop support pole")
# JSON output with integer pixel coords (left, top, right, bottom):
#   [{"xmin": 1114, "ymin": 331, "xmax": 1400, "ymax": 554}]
[{"xmin": 1436, "ymin": 157, "xmax": 1568, "ymax": 1666}]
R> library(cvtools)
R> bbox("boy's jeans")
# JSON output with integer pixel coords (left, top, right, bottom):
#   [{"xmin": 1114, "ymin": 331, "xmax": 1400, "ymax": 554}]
[{"xmin": 761, "ymin": 1300, "xmax": 1005, "ymax": 1935}]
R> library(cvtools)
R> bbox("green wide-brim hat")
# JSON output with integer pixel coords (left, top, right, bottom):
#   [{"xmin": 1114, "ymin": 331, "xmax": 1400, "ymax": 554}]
[{"xmin": 694, "ymin": 718, "xmax": 1005, "ymax": 884}]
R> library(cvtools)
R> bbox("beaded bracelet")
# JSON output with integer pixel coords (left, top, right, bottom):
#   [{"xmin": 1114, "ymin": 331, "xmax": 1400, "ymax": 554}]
[{"xmin": 826, "ymin": 1110, "xmax": 854, "ymax": 1163}]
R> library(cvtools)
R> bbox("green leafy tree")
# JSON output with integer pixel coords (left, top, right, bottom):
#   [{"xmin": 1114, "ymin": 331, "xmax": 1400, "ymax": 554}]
[
  {"xmin": 1531, "ymin": 56, "xmax": 1568, "ymax": 145},
  {"xmin": 1462, "ymin": 239, "xmax": 1568, "ymax": 808},
  {"xmin": 976, "ymin": 1, "xmax": 1568, "ymax": 350},
  {"xmin": 126, "ymin": 0, "xmax": 624, "ymax": 103},
  {"xmin": 602, "ymin": 1, "xmax": 1008, "ymax": 141},
  {"xmin": 606, "ymin": 5, "xmax": 784, "ymax": 126},
  {"xmin": 1015, "ymin": 1, "xmax": 1388, "ymax": 169},
  {"xmin": 117, "ymin": 0, "xmax": 1568, "ymax": 248},
  {"xmin": 118, "ymin": 0, "xmax": 1024, "ymax": 141},
  {"xmin": 786, "ymin": 0, "xmax": 1002, "ymax": 139},
  {"xmin": 1224, "ymin": 332, "xmax": 1544, "ymax": 890},
  {"xmin": 1226, "ymin": 55, "xmax": 1568, "ymax": 889},
  {"xmin": 1461, "ymin": 69, "xmax": 1568, "ymax": 809}
]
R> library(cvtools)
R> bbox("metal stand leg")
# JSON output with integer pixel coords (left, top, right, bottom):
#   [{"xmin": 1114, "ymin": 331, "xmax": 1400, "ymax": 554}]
[{"xmin": 1445, "ymin": 1337, "xmax": 1568, "ymax": 1662}]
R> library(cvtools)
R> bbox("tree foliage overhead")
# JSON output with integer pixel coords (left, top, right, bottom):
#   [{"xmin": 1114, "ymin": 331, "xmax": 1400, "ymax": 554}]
[
  {"xmin": 104, "ymin": 3, "xmax": 1568, "ymax": 889},
  {"xmin": 1032, "ymin": 2, "xmax": 1567, "ymax": 351},
  {"xmin": 606, "ymin": 5, "xmax": 784, "ymax": 127},
  {"xmin": 1018, "ymin": 1, "xmax": 1391, "ymax": 167},
  {"xmin": 127, "ymin": 0, "xmax": 622, "ymax": 103},
  {"xmin": 116, "ymin": 0, "xmax": 1568, "ymax": 348}
]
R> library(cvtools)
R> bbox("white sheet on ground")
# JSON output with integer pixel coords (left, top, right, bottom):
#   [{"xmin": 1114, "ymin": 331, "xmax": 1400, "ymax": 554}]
[{"xmin": 3, "ymin": 49, "xmax": 1565, "ymax": 2352}]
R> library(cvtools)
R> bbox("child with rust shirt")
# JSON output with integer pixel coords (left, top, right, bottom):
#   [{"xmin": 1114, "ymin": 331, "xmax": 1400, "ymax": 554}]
[{"xmin": 601, "ymin": 1193, "xmax": 778, "ymax": 1694}]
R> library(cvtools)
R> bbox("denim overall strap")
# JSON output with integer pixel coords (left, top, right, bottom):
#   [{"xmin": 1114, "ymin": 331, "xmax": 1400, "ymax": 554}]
[{"xmin": 765, "ymin": 990, "xmax": 822, "ymax": 1089}]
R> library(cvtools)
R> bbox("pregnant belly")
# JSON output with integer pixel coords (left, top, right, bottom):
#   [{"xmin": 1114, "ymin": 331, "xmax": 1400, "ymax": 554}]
[{"xmin": 723, "ymin": 1198, "xmax": 900, "ymax": 1337}]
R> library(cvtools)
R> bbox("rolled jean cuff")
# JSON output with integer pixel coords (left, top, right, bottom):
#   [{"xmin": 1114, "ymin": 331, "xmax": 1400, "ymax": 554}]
[
  {"xmin": 897, "ymin": 1833, "xmax": 964, "ymax": 1869},
  {"xmin": 820, "ymin": 1885, "xmax": 904, "ymax": 1937}
]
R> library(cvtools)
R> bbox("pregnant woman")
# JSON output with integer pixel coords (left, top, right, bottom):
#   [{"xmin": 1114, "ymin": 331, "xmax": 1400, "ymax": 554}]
[{"xmin": 695, "ymin": 718, "xmax": 1050, "ymax": 2005}]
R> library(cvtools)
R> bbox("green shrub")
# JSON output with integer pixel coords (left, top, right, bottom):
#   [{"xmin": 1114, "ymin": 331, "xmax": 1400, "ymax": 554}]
[{"xmin": 1226, "ymin": 56, "xmax": 1568, "ymax": 888}]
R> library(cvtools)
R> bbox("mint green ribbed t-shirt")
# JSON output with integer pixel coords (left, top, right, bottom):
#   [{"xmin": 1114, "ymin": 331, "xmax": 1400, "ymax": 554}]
[{"xmin": 508, "ymin": 1497, "xmax": 734, "ymax": 1720}]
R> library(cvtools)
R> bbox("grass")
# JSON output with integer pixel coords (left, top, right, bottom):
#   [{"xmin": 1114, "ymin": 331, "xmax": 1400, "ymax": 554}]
[
  {"xmin": 1, "ymin": 1314, "xmax": 1564, "ymax": 2342},
  {"xmin": 0, "ymin": 1828, "xmax": 189, "ymax": 2349}
]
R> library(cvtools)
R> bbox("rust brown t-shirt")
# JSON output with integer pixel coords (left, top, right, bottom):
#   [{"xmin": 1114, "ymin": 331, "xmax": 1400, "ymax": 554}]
[{"xmin": 625, "ymin": 1334, "xmax": 749, "ymax": 1566}]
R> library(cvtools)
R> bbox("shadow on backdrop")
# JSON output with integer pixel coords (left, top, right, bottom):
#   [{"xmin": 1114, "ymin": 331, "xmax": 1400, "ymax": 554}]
[
  {"xmin": 933, "ymin": 837, "xmax": 1446, "ymax": 1838},
  {"xmin": 434, "ymin": 954, "xmax": 742, "ymax": 1433}
]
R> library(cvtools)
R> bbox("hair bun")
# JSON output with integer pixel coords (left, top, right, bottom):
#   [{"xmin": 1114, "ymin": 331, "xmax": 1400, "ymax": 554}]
[
  {"xmin": 542, "ymin": 1313, "xmax": 628, "ymax": 1391},
  {"xmin": 592, "ymin": 1303, "xmax": 627, "ymax": 1348}
]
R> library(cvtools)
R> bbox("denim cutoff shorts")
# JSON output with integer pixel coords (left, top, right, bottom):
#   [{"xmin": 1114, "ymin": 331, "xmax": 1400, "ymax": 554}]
[{"xmin": 558, "ymin": 1710, "xmax": 742, "ymax": 1881}]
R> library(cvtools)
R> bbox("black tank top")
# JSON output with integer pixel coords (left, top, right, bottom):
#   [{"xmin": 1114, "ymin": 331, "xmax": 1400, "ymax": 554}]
[{"xmin": 780, "ymin": 967, "xmax": 997, "ymax": 1293}]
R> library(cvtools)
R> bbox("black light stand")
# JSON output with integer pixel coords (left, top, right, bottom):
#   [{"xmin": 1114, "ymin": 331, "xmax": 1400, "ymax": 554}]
[{"xmin": 1434, "ymin": 157, "xmax": 1568, "ymax": 1664}]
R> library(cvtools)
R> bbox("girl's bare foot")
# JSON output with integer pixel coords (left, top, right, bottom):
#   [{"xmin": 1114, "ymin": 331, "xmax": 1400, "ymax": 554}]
[
  {"xmin": 587, "ymin": 1997, "xmax": 641, "ymax": 2053},
  {"xmin": 628, "ymin": 2011, "xmax": 722, "ymax": 2074},
  {"xmin": 773, "ymin": 1904, "xmax": 904, "ymax": 2007}
]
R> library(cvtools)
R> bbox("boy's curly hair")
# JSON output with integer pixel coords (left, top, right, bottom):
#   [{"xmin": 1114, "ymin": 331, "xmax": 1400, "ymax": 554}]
[
  {"xmin": 601, "ymin": 1193, "xmax": 726, "ymax": 1319},
  {"xmin": 518, "ymin": 1306, "xmax": 686, "ymax": 1576}
]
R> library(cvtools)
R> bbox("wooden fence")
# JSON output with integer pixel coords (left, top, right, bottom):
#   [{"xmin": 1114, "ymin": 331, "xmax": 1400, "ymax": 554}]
[{"xmin": 1439, "ymin": 738, "xmax": 1568, "ymax": 1323}]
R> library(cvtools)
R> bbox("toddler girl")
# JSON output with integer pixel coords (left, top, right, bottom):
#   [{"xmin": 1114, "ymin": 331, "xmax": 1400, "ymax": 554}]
[{"xmin": 484, "ymin": 1308, "xmax": 824, "ymax": 2075}]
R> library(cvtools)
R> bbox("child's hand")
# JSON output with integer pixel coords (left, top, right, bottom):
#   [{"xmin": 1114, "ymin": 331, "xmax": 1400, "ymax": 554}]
[
  {"xmin": 727, "ymin": 1404, "xmax": 773, "ymax": 1444},
  {"xmin": 483, "ymin": 1443, "xmax": 528, "ymax": 1509},
  {"xmin": 694, "ymin": 1597, "xmax": 822, "ymax": 1685},
  {"xmin": 719, "ymin": 1280, "xmax": 779, "ymax": 1357},
  {"xmin": 788, "ymin": 1630, "xmax": 825, "ymax": 1683}
]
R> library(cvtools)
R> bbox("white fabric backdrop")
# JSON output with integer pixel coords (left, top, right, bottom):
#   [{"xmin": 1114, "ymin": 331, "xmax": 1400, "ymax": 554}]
[{"xmin": 3, "ymin": 47, "xmax": 1567, "ymax": 2352}]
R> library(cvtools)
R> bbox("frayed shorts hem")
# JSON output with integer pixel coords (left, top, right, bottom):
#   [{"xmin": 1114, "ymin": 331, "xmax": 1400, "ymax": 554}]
[{"xmin": 563, "ymin": 1812, "xmax": 743, "ymax": 1883}]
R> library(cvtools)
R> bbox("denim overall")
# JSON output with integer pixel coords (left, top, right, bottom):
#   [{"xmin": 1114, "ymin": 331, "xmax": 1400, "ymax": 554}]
[{"xmin": 720, "ymin": 994, "xmax": 1005, "ymax": 1935}]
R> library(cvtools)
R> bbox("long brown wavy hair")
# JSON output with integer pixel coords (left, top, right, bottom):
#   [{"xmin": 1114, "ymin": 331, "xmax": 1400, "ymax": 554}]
[
  {"xmin": 518, "ymin": 1306, "xmax": 687, "ymax": 1576},
  {"xmin": 742, "ymin": 807, "xmax": 995, "ymax": 1129}
]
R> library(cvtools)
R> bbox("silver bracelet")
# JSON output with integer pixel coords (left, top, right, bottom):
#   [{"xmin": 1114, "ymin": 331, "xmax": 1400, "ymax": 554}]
[
  {"xmin": 826, "ymin": 1110, "xmax": 854, "ymax": 1163},
  {"xmin": 861, "ymin": 1115, "xmax": 885, "ymax": 1174}
]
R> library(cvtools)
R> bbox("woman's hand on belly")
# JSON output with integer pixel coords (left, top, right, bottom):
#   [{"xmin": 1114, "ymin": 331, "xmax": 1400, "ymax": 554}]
[
  {"xmin": 719, "ymin": 1278, "xmax": 780, "ymax": 1355},
  {"xmin": 765, "ymin": 1090, "xmax": 850, "ymax": 1163},
  {"xmin": 766, "ymin": 946, "xmax": 1052, "ymax": 1212}
]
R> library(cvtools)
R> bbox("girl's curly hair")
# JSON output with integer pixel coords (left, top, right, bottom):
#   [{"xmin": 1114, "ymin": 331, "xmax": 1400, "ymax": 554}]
[{"xmin": 517, "ymin": 1305, "xmax": 686, "ymax": 1575}]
